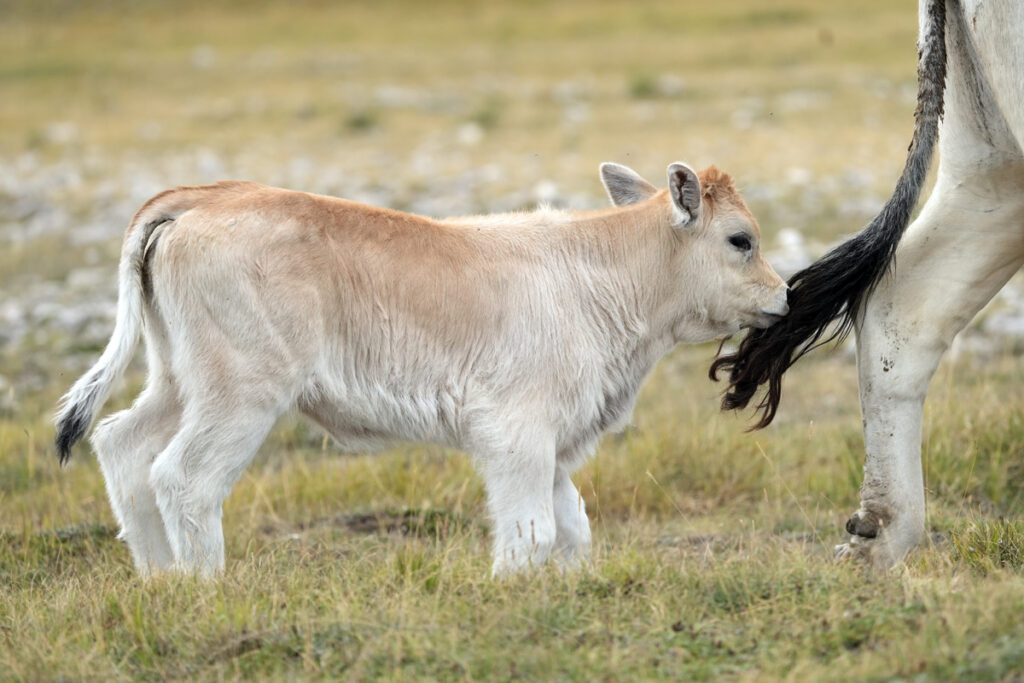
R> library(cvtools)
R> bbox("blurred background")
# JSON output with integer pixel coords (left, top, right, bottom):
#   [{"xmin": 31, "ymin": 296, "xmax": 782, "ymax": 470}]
[{"xmin": 2, "ymin": 0, "xmax": 1022, "ymax": 529}]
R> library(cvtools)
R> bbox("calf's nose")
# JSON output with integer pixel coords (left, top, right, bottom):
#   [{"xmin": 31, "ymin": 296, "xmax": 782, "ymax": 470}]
[
  {"xmin": 759, "ymin": 286, "xmax": 790, "ymax": 317},
  {"xmin": 759, "ymin": 304, "xmax": 789, "ymax": 317}
]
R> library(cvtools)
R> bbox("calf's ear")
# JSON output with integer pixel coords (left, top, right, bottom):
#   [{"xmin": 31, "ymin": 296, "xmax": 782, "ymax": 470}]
[
  {"xmin": 667, "ymin": 162, "xmax": 701, "ymax": 228},
  {"xmin": 600, "ymin": 162, "xmax": 658, "ymax": 206}
]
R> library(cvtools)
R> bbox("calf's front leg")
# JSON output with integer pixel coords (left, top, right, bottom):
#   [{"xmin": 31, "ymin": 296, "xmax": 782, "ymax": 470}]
[
  {"xmin": 553, "ymin": 465, "xmax": 592, "ymax": 568},
  {"xmin": 479, "ymin": 435, "xmax": 558, "ymax": 575}
]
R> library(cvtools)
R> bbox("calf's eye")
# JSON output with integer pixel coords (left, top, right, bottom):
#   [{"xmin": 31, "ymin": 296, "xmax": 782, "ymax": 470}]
[{"xmin": 728, "ymin": 234, "xmax": 752, "ymax": 252}]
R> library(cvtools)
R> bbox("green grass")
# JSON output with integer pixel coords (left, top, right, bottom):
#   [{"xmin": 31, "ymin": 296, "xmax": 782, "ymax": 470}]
[
  {"xmin": 2, "ymin": 0, "xmax": 1024, "ymax": 680},
  {"xmin": 3, "ymin": 350, "xmax": 1024, "ymax": 680}
]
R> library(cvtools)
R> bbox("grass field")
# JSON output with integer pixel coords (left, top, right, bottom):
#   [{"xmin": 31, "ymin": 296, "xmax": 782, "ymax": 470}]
[{"xmin": 2, "ymin": 0, "xmax": 1024, "ymax": 679}]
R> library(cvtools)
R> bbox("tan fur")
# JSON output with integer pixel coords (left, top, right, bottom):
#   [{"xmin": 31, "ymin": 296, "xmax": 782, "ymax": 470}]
[
  {"xmin": 56, "ymin": 163, "xmax": 788, "ymax": 576},
  {"xmin": 145, "ymin": 180, "xmax": 764, "ymax": 368}
]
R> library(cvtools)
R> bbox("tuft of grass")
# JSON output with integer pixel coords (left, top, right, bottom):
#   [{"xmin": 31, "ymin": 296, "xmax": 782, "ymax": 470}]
[
  {"xmin": 344, "ymin": 109, "xmax": 379, "ymax": 133},
  {"xmin": 469, "ymin": 96, "xmax": 503, "ymax": 130},
  {"xmin": 628, "ymin": 73, "xmax": 659, "ymax": 99},
  {"xmin": 950, "ymin": 519, "xmax": 1024, "ymax": 574}
]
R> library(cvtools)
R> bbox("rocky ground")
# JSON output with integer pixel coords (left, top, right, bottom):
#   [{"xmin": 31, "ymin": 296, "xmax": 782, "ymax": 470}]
[{"xmin": 2, "ymin": 141, "xmax": 1022, "ymax": 409}]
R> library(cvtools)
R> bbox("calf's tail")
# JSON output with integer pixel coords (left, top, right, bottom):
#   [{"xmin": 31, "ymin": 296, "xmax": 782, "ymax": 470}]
[{"xmin": 54, "ymin": 190, "xmax": 191, "ymax": 464}]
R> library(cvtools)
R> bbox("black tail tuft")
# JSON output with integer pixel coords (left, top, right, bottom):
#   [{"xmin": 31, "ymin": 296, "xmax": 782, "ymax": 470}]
[
  {"xmin": 710, "ymin": 0, "xmax": 947, "ymax": 429},
  {"xmin": 55, "ymin": 404, "xmax": 92, "ymax": 466},
  {"xmin": 54, "ymin": 373, "xmax": 103, "ymax": 466}
]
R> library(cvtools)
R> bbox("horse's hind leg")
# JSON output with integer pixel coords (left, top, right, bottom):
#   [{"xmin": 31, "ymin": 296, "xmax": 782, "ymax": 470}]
[{"xmin": 839, "ymin": 171, "xmax": 1024, "ymax": 568}]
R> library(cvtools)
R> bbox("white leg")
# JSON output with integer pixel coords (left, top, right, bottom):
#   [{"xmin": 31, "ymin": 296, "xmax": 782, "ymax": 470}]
[
  {"xmin": 553, "ymin": 466, "xmax": 591, "ymax": 568},
  {"xmin": 91, "ymin": 378, "xmax": 180, "ymax": 574},
  {"xmin": 838, "ymin": 174, "xmax": 1024, "ymax": 568},
  {"xmin": 481, "ymin": 435, "xmax": 558, "ymax": 576},
  {"xmin": 149, "ymin": 404, "xmax": 279, "ymax": 576}
]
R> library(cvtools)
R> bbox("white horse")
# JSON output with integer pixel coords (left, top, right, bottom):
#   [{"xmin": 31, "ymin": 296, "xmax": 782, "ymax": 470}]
[{"xmin": 712, "ymin": 0, "xmax": 1024, "ymax": 568}]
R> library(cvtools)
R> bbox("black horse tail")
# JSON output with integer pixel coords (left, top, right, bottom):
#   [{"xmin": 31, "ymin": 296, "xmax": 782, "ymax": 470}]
[{"xmin": 709, "ymin": 0, "xmax": 948, "ymax": 429}]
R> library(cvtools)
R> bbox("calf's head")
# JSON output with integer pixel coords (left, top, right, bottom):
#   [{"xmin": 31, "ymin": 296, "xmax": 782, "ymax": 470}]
[{"xmin": 601, "ymin": 162, "xmax": 789, "ymax": 342}]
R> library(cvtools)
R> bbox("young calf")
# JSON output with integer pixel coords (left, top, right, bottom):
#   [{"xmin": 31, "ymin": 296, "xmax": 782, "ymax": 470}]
[{"xmin": 55, "ymin": 162, "xmax": 788, "ymax": 576}]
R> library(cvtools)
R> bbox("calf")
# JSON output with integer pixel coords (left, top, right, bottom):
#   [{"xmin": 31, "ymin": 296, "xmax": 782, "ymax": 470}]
[{"xmin": 55, "ymin": 162, "xmax": 789, "ymax": 576}]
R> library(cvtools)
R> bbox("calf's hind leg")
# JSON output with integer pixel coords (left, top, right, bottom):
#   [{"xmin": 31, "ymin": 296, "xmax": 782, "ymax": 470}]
[
  {"xmin": 90, "ymin": 373, "xmax": 180, "ymax": 574},
  {"xmin": 837, "ymin": 175, "xmax": 1024, "ymax": 569},
  {"xmin": 149, "ymin": 399, "xmax": 281, "ymax": 576}
]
